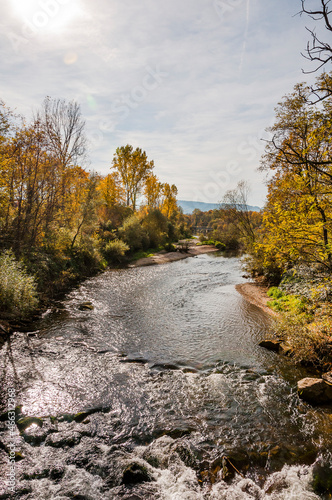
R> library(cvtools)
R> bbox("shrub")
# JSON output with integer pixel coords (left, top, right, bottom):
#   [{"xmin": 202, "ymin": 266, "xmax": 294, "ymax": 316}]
[
  {"xmin": 197, "ymin": 239, "xmax": 225, "ymax": 250},
  {"xmin": 273, "ymin": 311, "xmax": 332, "ymax": 370},
  {"xmin": 267, "ymin": 287, "xmax": 308, "ymax": 314},
  {"xmin": 142, "ymin": 210, "xmax": 168, "ymax": 248},
  {"xmin": 267, "ymin": 287, "xmax": 284, "ymax": 299},
  {"xmin": 164, "ymin": 242, "xmax": 177, "ymax": 252},
  {"xmin": 118, "ymin": 215, "xmax": 149, "ymax": 251},
  {"xmin": 0, "ymin": 250, "xmax": 39, "ymax": 318},
  {"xmin": 214, "ymin": 241, "xmax": 226, "ymax": 250},
  {"xmin": 103, "ymin": 239, "xmax": 130, "ymax": 264},
  {"xmin": 68, "ymin": 244, "xmax": 102, "ymax": 275}
]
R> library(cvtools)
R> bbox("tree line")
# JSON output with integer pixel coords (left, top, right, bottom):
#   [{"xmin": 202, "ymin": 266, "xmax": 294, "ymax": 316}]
[
  {"xmin": 188, "ymin": 68, "xmax": 332, "ymax": 284},
  {"xmin": 193, "ymin": 72, "xmax": 332, "ymax": 284},
  {"xmin": 0, "ymin": 97, "xmax": 191, "ymax": 317}
]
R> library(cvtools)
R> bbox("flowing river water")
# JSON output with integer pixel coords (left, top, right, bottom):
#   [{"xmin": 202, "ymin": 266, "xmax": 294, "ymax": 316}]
[{"xmin": 0, "ymin": 253, "xmax": 332, "ymax": 499}]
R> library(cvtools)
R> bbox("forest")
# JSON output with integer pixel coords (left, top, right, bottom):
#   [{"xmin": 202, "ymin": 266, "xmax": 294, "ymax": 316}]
[
  {"xmin": 2, "ymin": 76, "xmax": 332, "ymax": 370},
  {"xmin": 0, "ymin": 97, "xmax": 191, "ymax": 319}
]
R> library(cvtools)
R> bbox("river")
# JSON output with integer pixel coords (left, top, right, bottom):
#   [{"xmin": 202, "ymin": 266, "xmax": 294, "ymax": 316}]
[{"xmin": 0, "ymin": 253, "xmax": 331, "ymax": 499}]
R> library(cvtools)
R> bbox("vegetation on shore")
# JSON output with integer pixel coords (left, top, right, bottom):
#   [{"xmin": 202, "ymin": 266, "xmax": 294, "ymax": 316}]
[
  {"xmin": 186, "ymin": 68, "xmax": 332, "ymax": 370},
  {"xmin": 265, "ymin": 271, "xmax": 332, "ymax": 372},
  {"xmin": 224, "ymin": 71, "xmax": 332, "ymax": 371},
  {"xmin": 0, "ymin": 98, "xmax": 191, "ymax": 321}
]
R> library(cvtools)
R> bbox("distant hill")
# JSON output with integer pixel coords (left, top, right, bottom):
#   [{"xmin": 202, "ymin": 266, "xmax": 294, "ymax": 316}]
[{"xmin": 177, "ymin": 200, "xmax": 261, "ymax": 215}]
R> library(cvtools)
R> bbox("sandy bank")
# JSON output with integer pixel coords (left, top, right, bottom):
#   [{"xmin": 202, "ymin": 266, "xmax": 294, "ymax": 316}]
[
  {"xmin": 235, "ymin": 282, "xmax": 279, "ymax": 317},
  {"xmin": 129, "ymin": 244, "xmax": 218, "ymax": 268}
]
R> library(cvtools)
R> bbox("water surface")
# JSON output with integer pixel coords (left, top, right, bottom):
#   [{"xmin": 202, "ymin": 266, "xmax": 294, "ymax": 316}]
[{"xmin": 0, "ymin": 254, "xmax": 331, "ymax": 499}]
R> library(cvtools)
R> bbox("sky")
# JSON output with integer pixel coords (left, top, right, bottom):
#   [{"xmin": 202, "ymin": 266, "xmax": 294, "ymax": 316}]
[{"xmin": 0, "ymin": 0, "xmax": 322, "ymax": 206}]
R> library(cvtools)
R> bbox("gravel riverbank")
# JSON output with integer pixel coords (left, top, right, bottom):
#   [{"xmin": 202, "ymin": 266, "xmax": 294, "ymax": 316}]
[
  {"xmin": 129, "ymin": 244, "xmax": 218, "ymax": 267},
  {"xmin": 235, "ymin": 282, "xmax": 279, "ymax": 317}
]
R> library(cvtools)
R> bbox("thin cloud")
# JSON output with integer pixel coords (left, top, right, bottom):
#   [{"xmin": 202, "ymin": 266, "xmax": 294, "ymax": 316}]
[{"xmin": 0, "ymin": 0, "xmax": 317, "ymax": 205}]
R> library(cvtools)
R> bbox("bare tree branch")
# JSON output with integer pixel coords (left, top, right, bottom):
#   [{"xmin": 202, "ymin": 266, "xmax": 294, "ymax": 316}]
[
  {"xmin": 300, "ymin": 0, "xmax": 332, "ymax": 73},
  {"xmin": 38, "ymin": 97, "xmax": 87, "ymax": 169}
]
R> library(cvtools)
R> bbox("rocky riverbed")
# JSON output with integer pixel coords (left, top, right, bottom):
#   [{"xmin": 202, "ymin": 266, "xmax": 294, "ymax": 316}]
[{"xmin": 1, "ymin": 254, "xmax": 331, "ymax": 499}]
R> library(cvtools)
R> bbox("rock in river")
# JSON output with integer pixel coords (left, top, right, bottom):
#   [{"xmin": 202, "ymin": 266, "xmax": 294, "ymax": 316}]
[
  {"xmin": 297, "ymin": 377, "xmax": 332, "ymax": 404},
  {"xmin": 258, "ymin": 339, "xmax": 281, "ymax": 352},
  {"xmin": 121, "ymin": 463, "xmax": 153, "ymax": 485},
  {"xmin": 78, "ymin": 302, "xmax": 94, "ymax": 311}
]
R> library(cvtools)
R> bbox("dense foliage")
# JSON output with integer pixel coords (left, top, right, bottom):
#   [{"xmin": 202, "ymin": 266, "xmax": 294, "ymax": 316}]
[
  {"xmin": 0, "ymin": 98, "xmax": 191, "ymax": 317},
  {"xmin": 245, "ymin": 72, "xmax": 332, "ymax": 283}
]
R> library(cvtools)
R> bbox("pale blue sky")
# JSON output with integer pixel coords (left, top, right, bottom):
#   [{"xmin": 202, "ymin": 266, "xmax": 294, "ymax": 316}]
[{"xmin": 0, "ymin": 0, "xmax": 320, "ymax": 206}]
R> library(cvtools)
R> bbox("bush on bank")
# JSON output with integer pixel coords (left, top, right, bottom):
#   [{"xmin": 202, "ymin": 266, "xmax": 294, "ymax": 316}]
[
  {"xmin": 102, "ymin": 239, "xmax": 130, "ymax": 264},
  {"xmin": 267, "ymin": 275, "xmax": 332, "ymax": 371},
  {"xmin": 196, "ymin": 236, "xmax": 226, "ymax": 250},
  {"xmin": 0, "ymin": 251, "xmax": 39, "ymax": 318}
]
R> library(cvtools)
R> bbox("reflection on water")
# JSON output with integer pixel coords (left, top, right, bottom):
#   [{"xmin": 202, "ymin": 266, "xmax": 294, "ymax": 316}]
[{"xmin": 0, "ymin": 254, "xmax": 331, "ymax": 499}]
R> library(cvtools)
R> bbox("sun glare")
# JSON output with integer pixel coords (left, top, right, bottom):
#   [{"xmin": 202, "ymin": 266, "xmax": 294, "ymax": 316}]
[{"xmin": 11, "ymin": 0, "xmax": 84, "ymax": 34}]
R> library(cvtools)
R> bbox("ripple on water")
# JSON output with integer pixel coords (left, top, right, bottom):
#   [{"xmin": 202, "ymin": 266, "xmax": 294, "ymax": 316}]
[{"xmin": 0, "ymin": 254, "xmax": 331, "ymax": 499}]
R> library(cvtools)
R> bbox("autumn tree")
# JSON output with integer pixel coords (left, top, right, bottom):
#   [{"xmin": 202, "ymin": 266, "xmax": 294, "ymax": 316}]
[
  {"xmin": 144, "ymin": 173, "xmax": 163, "ymax": 209},
  {"xmin": 98, "ymin": 172, "xmax": 124, "ymax": 209},
  {"xmin": 161, "ymin": 183, "xmax": 178, "ymax": 219},
  {"xmin": 36, "ymin": 97, "xmax": 87, "ymax": 219},
  {"xmin": 70, "ymin": 172, "xmax": 100, "ymax": 249},
  {"xmin": 258, "ymin": 75, "xmax": 332, "ymax": 272},
  {"xmin": 38, "ymin": 97, "xmax": 87, "ymax": 169},
  {"xmin": 0, "ymin": 120, "xmax": 59, "ymax": 254},
  {"xmin": 112, "ymin": 145, "xmax": 154, "ymax": 211},
  {"xmin": 299, "ymin": 1, "xmax": 332, "ymax": 103}
]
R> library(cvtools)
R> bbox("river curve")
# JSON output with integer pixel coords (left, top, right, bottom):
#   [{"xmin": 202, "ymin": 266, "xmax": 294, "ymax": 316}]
[{"xmin": 0, "ymin": 253, "xmax": 331, "ymax": 499}]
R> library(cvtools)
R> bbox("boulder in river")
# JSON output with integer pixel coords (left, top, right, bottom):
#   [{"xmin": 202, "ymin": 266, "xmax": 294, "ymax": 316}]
[
  {"xmin": 312, "ymin": 459, "xmax": 332, "ymax": 494},
  {"xmin": 16, "ymin": 416, "xmax": 43, "ymax": 433},
  {"xmin": 278, "ymin": 343, "xmax": 293, "ymax": 356},
  {"xmin": 258, "ymin": 339, "xmax": 281, "ymax": 352},
  {"xmin": 0, "ymin": 322, "xmax": 11, "ymax": 337},
  {"xmin": 297, "ymin": 377, "xmax": 332, "ymax": 404},
  {"xmin": 78, "ymin": 302, "xmax": 94, "ymax": 311},
  {"xmin": 121, "ymin": 463, "xmax": 153, "ymax": 485}
]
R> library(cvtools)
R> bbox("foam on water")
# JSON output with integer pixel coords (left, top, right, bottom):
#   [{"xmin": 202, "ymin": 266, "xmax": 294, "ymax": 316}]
[{"xmin": 1, "ymin": 254, "xmax": 331, "ymax": 499}]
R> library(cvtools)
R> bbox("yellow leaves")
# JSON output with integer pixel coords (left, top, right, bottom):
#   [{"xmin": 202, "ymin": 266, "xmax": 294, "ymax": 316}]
[
  {"xmin": 112, "ymin": 145, "xmax": 154, "ymax": 211},
  {"xmin": 160, "ymin": 183, "xmax": 178, "ymax": 219},
  {"xmin": 97, "ymin": 173, "xmax": 125, "ymax": 209},
  {"xmin": 144, "ymin": 174, "xmax": 162, "ymax": 209}
]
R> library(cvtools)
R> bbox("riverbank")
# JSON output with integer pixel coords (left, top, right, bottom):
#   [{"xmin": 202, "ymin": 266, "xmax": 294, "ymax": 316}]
[
  {"xmin": 129, "ymin": 243, "xmax": 218, "ymax": 267},
  {"xmin": 1, "ymin": 253, "xmax": 331, "ymax": 499},
  {"xmin": 235, "ymin": 282, "xmax": 279, "ymax": 317},
  {"xmin": 237, "ymin": 278, "xmax": 332, "ymax": 373},
  {"xmin": 0, "ymin": 243, "xmax": 218, "ymax": 338}
]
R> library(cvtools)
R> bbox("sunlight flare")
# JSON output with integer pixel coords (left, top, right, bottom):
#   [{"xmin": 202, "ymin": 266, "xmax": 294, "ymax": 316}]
[{"xmin": 10, "ymin": 0, "xmax": 84, "ymax": 34}]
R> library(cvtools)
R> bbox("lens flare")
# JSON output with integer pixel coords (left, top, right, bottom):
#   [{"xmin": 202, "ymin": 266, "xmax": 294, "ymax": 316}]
[{"xmin": 10, "ymin": 0, "xmax": 84, "ymax": 34}]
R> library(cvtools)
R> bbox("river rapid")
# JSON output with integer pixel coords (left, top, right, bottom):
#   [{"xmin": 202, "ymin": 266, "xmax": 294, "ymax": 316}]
[{"xmin": 0, "ymin": 253, "xmax": 331, "ymax": 499}]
